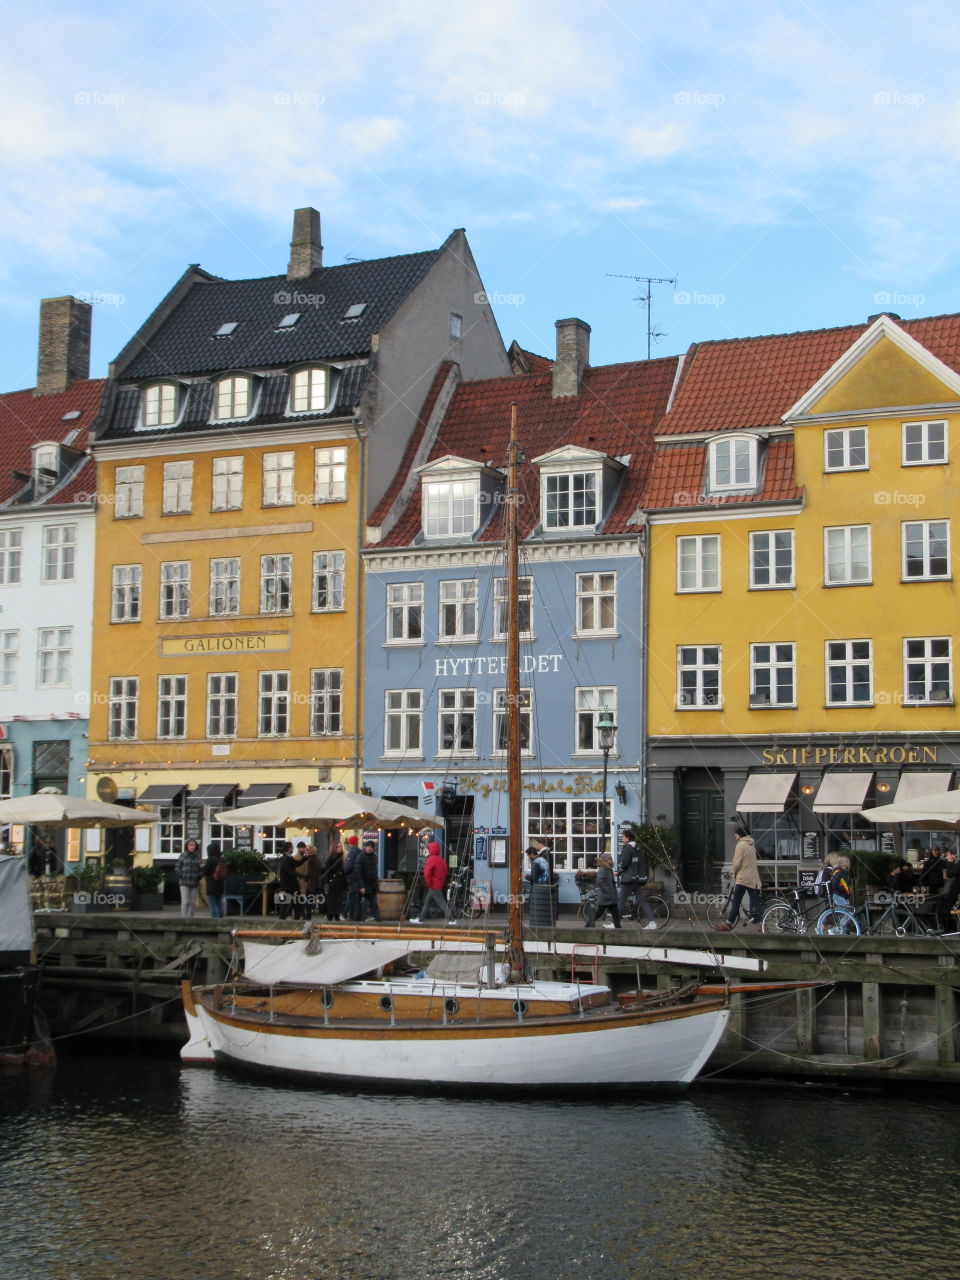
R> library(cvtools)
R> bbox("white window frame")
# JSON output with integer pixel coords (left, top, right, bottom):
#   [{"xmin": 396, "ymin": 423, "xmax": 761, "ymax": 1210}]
[
  {"xmin": 575, "ymin": 571, "xmax": 616, "ymax": 635},
  {"xmin": 310, "ymin": 668, "xmax": 343, "ymax": 735},
  {"xmin": 439, "ymin": 579, "xmax": 478, "ymax": 642},
  {"xmin": 386, "ymin": 582, "xmax": 424, "ymax": 644},
  {"xmin": 384, "ymin": 689, "xmax": 423, "ymax": 756},
  {"xmin": 493, "ymin": 688, "xmax": 533, "ymax": 755},
  {"xmin": 527, "ymin": 798, "xmax": 610, "ymax": 872},
  {"xmin": 212, "ymin": 456, "xmax": 243, "ymax": 511},
  {"xmin": 260, "ymin": 554, "xmax": 292, "ymax": 613},
  {"xmin": 290, "ymin": 367, "xmax": 328, "ymax": 414},
  {"xmin": 213, "ymin": 375, "xmax": 251, "ymax": 422},
  {"xmin": 575, "ymin": 687, "xmax": 617, "ymax": 753},
  {"xmin": 314, "ymin": 447, "xmax": 347, "ymax": 503},
  {"xmin": 825, "ymin": 639, "xmax": 873, "ymax": 706},
  {"xmin": 677, "ymin": 647, "xmax": 722, "ymax": 709},
  {"xmin": 263, "ymin": 452, "xmax": 295, "ymax": 506},
  {"xmin": 677, "ymin": 535, "xmax": 720, "ymax": 592},
  {"xmin": 111, "ymin": 564, "xmax": 142, "ymax": 623},
  {"xmin": 0, "ymin": 529, "xmax": 22, "ymax": 585},
  {"xmin": 207, "ymin": 673, "xmax": 238, "ymax": 738},
  {"xmin": 209, "ymin": 558, "xmax": 240, "ymax": 616},
  {"xmin": 902, "ymin": 520, "xmax": 950, "ymax": 580},
  {"xmin": 114, "ymin": 466, "xmax": 144, "ymax": 518},
  {"xmin": 824, "ymin": 525, "xmax": 871, "ymax": 586},
  {"xmin": 157, "ymin": 674, "xmax": 187, "ymax": 739},
  {"xmin": 902, "ymin": 419, "xmax": 947, "ymax": 466},
  {"xmin": 36, "ymin": 627, "xmax": 72, "ymax": 687},
  {"xmin": 750, "ymin": 530, "xmax": 795, "ymax": 589},
  {"xmin": 108, "ymin": 676, "xmax": 138, "ymax": 740},
  {"xmin": 449, "ymin": 311, "xmax": 463, "ymax": 340},
  {"xmin": 438, "ymin": 688, "xmax": 477, "ymax": 756},
  {"xmin": 0, "ymin": 630, "xmax": 19, "ymax": 689},
  {"xmin": 423, "ymin": 479, "xmax": 480, "ymax": 539},
  {"xmin": 541, "ymin": 469, "xmax": 600, "ymax": 531},
  {"xmin": 312, "ymin": 551, "xmax": 344, "ymax": 612},
  {"xmin": 162, "ymin": 461, "xmax": 193, "ymax": 515},
  {"xmin": 493, "ymin": 576, "xmax": 533, "ymax": 639},
  {"xmin": 142, "ymin": 382, "xmax": 178, "ymax": 428},
  {"xmin": 160, "ymin": 562, "xmax": 191, "ymax": 619},
  {"xmin": 707, "ymin": 436, "xmax": 757, "ymax": 491},
  {"xmin": 824, "ymin": 427, "xmax": 868, "ymax": 472},
  {"xmin": 904, "ymin": 637, "xmax": 952, "ymax": 705},
  {"xmin": 258, "ymin": 671, "xmax": 290, "ymax": 737},
  {"xmin": 41, "ymin": 524, "xmax": 77, "ymax": 582},
  {"xmin": 750, "ymin": 642, "xmax": 796, "ymax": 707}
]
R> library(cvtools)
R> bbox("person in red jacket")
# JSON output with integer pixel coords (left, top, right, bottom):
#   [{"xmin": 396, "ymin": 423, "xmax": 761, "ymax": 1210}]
[{"xmin": 410, "ymin": 841, "xmax": 457, "ymax": 926}]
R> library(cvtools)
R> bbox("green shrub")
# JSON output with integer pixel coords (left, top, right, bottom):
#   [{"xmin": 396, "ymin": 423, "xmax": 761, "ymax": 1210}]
[
  {"xmin": 222, "ymin": 849, "xmax": 269, "ymax": 874},
  {"xmin": 131, "ymin": 865, "xmax": 166, "ymax": 894}
]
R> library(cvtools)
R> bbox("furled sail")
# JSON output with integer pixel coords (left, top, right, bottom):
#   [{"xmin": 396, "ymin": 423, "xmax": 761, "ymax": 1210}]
[{"xmin": 242, "ymin": 938, "xmax": 414, "ymax": 985}]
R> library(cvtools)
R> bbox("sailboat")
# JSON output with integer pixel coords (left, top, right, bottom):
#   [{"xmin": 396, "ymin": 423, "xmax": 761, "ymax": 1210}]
[{"xmin": 180, "ymin": 410, "xmax": 731, "ymax": 1089}]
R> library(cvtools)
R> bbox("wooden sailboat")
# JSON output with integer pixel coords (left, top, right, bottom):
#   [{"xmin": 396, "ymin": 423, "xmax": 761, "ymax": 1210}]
[{"xmin": 180, "ymin": 409, "xmax": 730, "ymax": 1089}]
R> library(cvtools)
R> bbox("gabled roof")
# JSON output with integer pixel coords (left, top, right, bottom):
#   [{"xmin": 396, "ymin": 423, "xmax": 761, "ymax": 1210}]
[
  {"xmin": 0, "ymin": 379, "xmax": 103, "ymax": 508},
  {"xmin": 118, "ymin": 247, "xmax": 446, "ymax": 380},
  {"xmin": 508, "ymin": 341, "xmax": 552, "ymax": 375},
  {"xmin": 374, "ymin": 355, "xmax": 680, "ymax": 547}
]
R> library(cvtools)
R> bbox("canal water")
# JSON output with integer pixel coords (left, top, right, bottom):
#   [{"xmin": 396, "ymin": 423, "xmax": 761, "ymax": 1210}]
[{"xmin": 1, "ymin": 1051, "xmax": 957, "ymax": 1280}]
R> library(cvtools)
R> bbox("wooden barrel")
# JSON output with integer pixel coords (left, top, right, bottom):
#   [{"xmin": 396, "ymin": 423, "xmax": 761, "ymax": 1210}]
[
  {"xmin": 378, "ymin": 879, "xmax": 406, "ymax": 921},
  {"xmin": 103, "ymin": 867, "xmax": 133, "ymax": 911}
]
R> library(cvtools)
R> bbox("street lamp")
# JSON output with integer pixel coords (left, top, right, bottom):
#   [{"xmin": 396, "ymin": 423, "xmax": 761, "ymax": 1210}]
[{"xmin": 597, "ymin": 711, "xmax": 617, "ymax": 854}]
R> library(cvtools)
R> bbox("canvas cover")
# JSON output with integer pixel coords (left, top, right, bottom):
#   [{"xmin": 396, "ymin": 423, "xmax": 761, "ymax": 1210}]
[
  {"xmin": 242, "ymin": 937, "xmax": 413, "ymax": 985},
  {"xmin": 0, "ymin": 855, "xmax": 34, "ymax": 954}
]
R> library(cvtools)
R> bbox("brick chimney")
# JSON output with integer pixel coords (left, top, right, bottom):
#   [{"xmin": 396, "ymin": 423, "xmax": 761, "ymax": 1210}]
[
  {"xmin": 552, "ymin": 318, "xmax": 591, "ymax": 397},
  {"xmin": 287, "ymin": 207, "xmax": 323, "ymax": 279},
  {"xmin": 35, "ymin": 296, "xmax": 91, "ymax": 395}
]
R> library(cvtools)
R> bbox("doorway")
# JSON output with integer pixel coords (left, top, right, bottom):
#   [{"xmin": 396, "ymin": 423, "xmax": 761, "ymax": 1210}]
[{"xmin": 679, "ymin": 769, "xmax": 726, "ymax": 891}]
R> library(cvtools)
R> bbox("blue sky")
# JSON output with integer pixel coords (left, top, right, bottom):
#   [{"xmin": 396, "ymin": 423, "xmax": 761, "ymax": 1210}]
[{"xmin": 2, "ymin": 0, "xmax": 958, "ymax": 390}]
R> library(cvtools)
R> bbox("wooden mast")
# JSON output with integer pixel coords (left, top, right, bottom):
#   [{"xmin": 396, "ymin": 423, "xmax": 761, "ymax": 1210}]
[{"xmin": 505, "ymin": 404, "xmax": 525, "ymax": 979}]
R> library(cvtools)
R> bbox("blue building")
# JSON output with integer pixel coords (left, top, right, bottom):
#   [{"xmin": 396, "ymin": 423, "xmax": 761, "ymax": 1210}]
[{"xmin": 362, "ymin": 322, "xmax": 680, "ymax": 904}]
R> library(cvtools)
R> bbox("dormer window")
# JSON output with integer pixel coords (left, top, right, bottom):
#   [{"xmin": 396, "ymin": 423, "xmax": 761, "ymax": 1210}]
[
  {"xmin": 32, "ymin": 444, "xmax": 59, "ymax": 495},
  {"xmin": 707, "ymin": 435, "xmax": 759, "ymax": 492},
  {"xmin": 142, "ymin": 382, "xmax": 179, "ymax": 428},
  {"xmin": 424, "ymin": 479, "xmax": 479, "ymax": 538},
  {"xmin": 214, "ymin": 375, "xmax": 252, "ymax": 421},
  {"xmin": 290, "ymin": 367, "xmax": 328, "ymax": 414},
  {"xmin": 535, "ymin": 446, "xmax": 621, "ymax": 533}
]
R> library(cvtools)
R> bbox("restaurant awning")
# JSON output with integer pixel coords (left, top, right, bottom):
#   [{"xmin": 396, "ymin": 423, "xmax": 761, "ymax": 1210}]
[
  {"xmin": 812, "ymin": 773, "xmax": 874, "ymax": 814},
  {"xmin": 138, "ymin": 784, "xmax": 185, "ymax": 805},
  {"xmin": 735, "ymin": 772, "xmax": 798, "ymax": 813},
  {"xmin": 190, "ymin": 783, "xmax": 238, "ymax": 807},
  {"xmin": 238, "ymin": 782, "xmax": 290, "ymax": 807},
  {"xmin": 893, "ymin": 772, "xmax": 954, "ymax": 803}
]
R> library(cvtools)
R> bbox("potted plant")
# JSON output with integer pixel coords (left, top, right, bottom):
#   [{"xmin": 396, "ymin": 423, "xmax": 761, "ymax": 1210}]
[
  {"xmin": 848, "ymin": 849, "xmax": 896, "ymax": 898},
  {"xmin": 131, "ymin": 864, "xmax": 166, "ymax": 911},
  {"xmin": 222, "ymin": 849, "xmax": 271, "ymax": 915},
  {"xmin": 68, "ymin": 862, "xmax": 103, "ymax": 912},
  {"xmin": 625, "ymin": 822, "xmax": 680, "ymax": 897}
]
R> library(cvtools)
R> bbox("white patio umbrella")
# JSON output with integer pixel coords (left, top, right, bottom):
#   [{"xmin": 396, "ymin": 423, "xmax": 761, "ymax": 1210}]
[
  {"xmin": 214, "ymin": 787, "xmax": 439, "ymax": 832},
  {"xmin": 860, "ymin": 789, "xmax": 960, "ymax": 829},
  {"xmin": 0, "ymin": 792, "xmax": 159, "ymax": 828}
]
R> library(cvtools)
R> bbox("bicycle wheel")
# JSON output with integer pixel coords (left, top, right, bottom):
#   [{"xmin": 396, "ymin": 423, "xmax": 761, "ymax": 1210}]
[
  {"xmin": 761, "ymin": 903, "xmax": 806, "ymax": 935},
  {"xmin": 816, "ymin": 907, "xmax": 861, "ymax": 936},
  {"xmin": 648, "ymin": 895, "xmax": 671, "ymax": 925},
  {"xmin": 705, "ymin": 896, "xmax": 734, "ymax": 929}
]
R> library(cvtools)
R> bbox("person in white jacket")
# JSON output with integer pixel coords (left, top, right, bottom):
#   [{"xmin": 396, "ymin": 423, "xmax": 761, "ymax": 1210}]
[{"xmin": 715, "ymin": 827, "xmax": 762, "ymax": 930}]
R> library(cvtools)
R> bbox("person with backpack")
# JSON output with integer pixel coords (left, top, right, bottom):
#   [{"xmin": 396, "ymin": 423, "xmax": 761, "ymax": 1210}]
[
  {"xmin": 618, "ymin": 829, "xmax": 657, "ymax": 930},
  {"xmin": 827, "ymin": 855, "xmax": 853, "ymax": 909},
  {"xmin": 203, "ymin": 840, "xmax": 227, "ymax": 919}
]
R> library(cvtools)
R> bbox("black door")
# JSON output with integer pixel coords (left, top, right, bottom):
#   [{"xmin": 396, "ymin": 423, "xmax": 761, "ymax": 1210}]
[{"xmin": 679, "ymin": 773, "xmax": 726, "ymax": 891}]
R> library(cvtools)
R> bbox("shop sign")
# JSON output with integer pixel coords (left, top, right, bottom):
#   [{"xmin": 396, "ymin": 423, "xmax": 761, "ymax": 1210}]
[
  {"xmin": 433, "ymin": 653, "xmax": 564, "ymax": 678},
  {"xmin": 760, "ymin": 744, "xmax": 938, "ymax": 767},
  {"xmin": 161, "ymin": 632, "xmax": 290, "ymax": 657},
  {"xmin": 457, "ymin": 773, "xmax": 603, "ymax": 800}
]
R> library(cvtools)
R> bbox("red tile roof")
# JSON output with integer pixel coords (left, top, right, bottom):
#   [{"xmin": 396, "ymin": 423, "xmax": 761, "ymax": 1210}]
[
  {"xmin": 639, "ymin": 437, "xmax": 803, "ymax": 510},
  {"xmin": 0, "ymin": 378, "xmax": 104, "ymax": 506},
  {"xmin": 376, "ymin": 356, "xmax": 680, "ymax": 547}
]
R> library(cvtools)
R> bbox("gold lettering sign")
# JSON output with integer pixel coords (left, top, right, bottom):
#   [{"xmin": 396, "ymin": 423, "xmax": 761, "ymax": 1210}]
[
  {"xmin": 758, "ymin": 744, "xmax": 938, "ymax": 766},
  {"xmin": 160, "ymin": 632, "xmax": 290, "ymax": 657}
]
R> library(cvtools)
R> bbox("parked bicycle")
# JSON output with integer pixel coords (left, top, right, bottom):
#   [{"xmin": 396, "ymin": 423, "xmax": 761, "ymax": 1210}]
[
  {"xmin": 707, "ymin": 881, "xmax": 785, "ymax": 929},
  {"xmin": 761, "ymin": 885, "xmax": 828, "ymax": 935},
  {"xmin": 815, "ymin": 890, "xmax": 938, "ymax": 938},
  {"xmin": 576, "ymin": 883, "xmax": 671, "ymax": 926}
]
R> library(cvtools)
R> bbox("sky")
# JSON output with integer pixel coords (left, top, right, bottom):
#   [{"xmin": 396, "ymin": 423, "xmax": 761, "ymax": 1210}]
[{"xmin": 1, "ymin": 0, "xmax": 959, "ymax": 390}]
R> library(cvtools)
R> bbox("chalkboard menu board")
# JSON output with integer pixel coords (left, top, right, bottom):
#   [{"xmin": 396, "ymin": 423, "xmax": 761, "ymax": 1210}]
[
  {"xmin": 185, "ymin": 806, "xmax": 203, "ymax": 842},
  {"xmin": 233, "ymin": 824, "xmax": 254, "ymax": 852},
  {"xmin": 802, "ymin": 831, "xmax": 820, "ymax": 859}
]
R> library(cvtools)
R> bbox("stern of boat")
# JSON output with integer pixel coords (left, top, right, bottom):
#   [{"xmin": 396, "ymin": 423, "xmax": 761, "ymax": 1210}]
[{"xmin": 180, "ymin": 980, "xmax": 215, "ymax": 1065}]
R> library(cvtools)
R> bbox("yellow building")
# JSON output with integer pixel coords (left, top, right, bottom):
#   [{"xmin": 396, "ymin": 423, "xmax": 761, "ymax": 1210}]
[
  {"xmin": 87, "ymin": 208, "xmax": 508, "ymax": 860},
  {"xmin": 642, "ymin": 312, "xmax": 960, "ymax": 889}
]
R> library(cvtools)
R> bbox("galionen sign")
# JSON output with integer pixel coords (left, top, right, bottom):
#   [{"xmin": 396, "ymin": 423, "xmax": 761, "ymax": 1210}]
[{"xmin": 160, "ymin": 632, "xmax": 290, "ymax": 656}]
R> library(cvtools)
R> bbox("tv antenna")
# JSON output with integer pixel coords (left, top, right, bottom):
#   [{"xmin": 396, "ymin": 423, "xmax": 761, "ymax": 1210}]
[{"xmin": 606, "ymin": 273, "xmax": 678, "ymax": 359}]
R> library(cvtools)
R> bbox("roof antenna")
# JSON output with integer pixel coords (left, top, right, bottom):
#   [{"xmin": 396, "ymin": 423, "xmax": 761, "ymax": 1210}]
[{"xmin": 606, "ymin": 273, "xmax": 678, "ymax": 359}]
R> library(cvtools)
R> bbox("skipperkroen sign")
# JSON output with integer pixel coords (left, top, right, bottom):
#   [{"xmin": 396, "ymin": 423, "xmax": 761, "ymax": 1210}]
[{"xmin": 760, "ymin": 744, "xmax": 939, "ymax": 766}]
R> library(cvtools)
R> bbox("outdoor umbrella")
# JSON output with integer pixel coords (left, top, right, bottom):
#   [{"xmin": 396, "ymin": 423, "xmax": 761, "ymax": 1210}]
[
  {"xmin": 0, "ymin": 792, "xmax": 159, "ymax": 828},
  {"xmin": 860, "ymin": 789, "xmax": 960, "ymax": 829},
  {"xmin": 214, "ymin": 787, "xmax": 439, "ymax": 832}
]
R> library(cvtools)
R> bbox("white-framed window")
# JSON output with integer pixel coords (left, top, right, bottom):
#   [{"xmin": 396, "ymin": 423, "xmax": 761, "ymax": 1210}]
[
  {"xmin": 111, "ymin": 564, "xmax": 142, "ymax": 623},
  {"xmin": 575, "ymin": 687, "xmax": 617, "ymax": 752},
  {"xmin": 904, "ymin": 637, "xmax": 952, "ymax": 704},
  {"xmin": 260, "ymin": 554, "xmax": 292, "ymax": 613},
  {"xmin": 493, "ymin": 576, "xmax": 533, "ymax": 639},
  {"xmin": 824, "ymin": 525, "xmax": 871, "ymax": 585},
  {"xmin": 157, "ymin": 675, "xmax": 187, "ymax": 739},
  {"xmin": 750, "ymin": 642, "xmax": 796, "ymax": 706},
  {"xmin": 903, "ymin": 419, "xmax": 947, "ymax": 465},
  {"xmin": 314, "ymin": 447, "xmax": 347, "ymax": 503},
  {"xmin": 438, "ymin": 688, "xmax": 477, "ymax": 755},
  {"xmin": 312, "ymin": 551, "xmax": 344, "ymax": 612},
  {"xmin": 33, "ymin": 444, "xmax": 58, "ymax": 495},
  {"xmin": 384, "ymin": 689, "xmax": 422, "ymax": 756},
  {"xmin": 263, "ymin": 452, "xmax": 295, "ymax": 506},
  {"xmin": 212, "ymin": 456, "xmax": 243, "ymax": 511},
  {"xmin": 162, "ymin": 461, "xmax": 193, "ymax": 514},
  {"xmin": 160, "ymin": 562, "xmax": 191, "ymax": 619},
  {"xmin": 310, "ymin": 668, "xmax": 343, "ymax": 735},
  {"xmin": 209, "ymin": 558, "xmax": 240, "ymax": 616},
  {"xmin": 108, "ymin": 676, "xmax": 138, "ymax": 739},
  {"xmin": 290, "ymin": 367, "xmax": 328, "ymax": 414},
  {"xmin": 527, "ymin": 798, "xmax": 610, "ymax": 872},
  {"xmin": 142, "ymin": 382, "xmax": 178, "ymax": 428},
  {"xmin": 449, "ymin": 311, "xmax": 463, "ymax": 340},
  {"xmin": 493, "ymin": 688, "xmax": 532, "ymax": 754},
  {"xmin": 575, "ymin": 572, "xmax": 616, "ymax": 635},
  {"xmin": 41, "ymin": 524, "xmax": 76, "ymax": 582},
  {"xmin": 37, "ymin": 627, "xmax": 72, "ymax": 687},
  {"xmin": 258, "ymin": 671, "xmax": 289, "ymax": 736},
  {"xmin": 677, "ymin": 535, "xmax": 720, "ymax": 592},
  {"xmin": 207, "ymin": 673, "xmax": 237, "ymax": 738},
  {"xmin": 825, "ymin": 639, "xmax": 872, "ymax": 705},
  {"xmin": 213, "ymin": 375, "xmax": 251, "ymax": 421},
  {"xmin": 824, "ymin": 427, "xmax": 868, "ymax": 472},
  {"xmin": 677, "ymin": 646, "xmax": 721, "ymax": 708},
  {"xmin": 750, "ymin": 530, "xmax": 795, "ymax": 589},
  {"xmin": 386, "ymin": 582, "xmax": 424, "ymax": 643},
  {"xmin": 0, "ymin": 630, "xmax": 19, "ymax": 688},
  {"xmin": 423, "ymin": 480, "xmax": 479, "ymax": 539},
  {"xmin": 439, "ymin": 579, "xmax": 478, "ymax": 641},
  {"xmin": 0, "ymin": 529, "xmax": 22, "ymax": 585},
  {"xmin": 114, "ymin": 466, "xmax": 144, "ymax": 518},
  {"xmin": 543, "ymin": 470, "xmax": 599, "ymax": 530},
  {"xmin": 707, "ymin": 436, "xmax": 757, "ymax": 491},
  {"xmin": 902, "ymin": 520, "xmax": 950, "ymax": 580}
]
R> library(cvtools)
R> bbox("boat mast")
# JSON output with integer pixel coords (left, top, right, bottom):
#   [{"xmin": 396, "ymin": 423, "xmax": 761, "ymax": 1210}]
[{"xmin": 505, "ymin": 404, "xmax": 525, "ymax": 979}]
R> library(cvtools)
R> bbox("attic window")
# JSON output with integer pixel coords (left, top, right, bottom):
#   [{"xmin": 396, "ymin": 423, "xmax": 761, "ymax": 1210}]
[
  {"xmin": 277, "ymin": 313, "xmax": 301, "ymax": 329},
  {"xmin": 61, "ymin": 410, "xmax": 81, "ymax": 421},
  {"xmin": 342, "ymin": 303, "xmax": 367, "ymax": 320},
  {"xmin": 707, "ymin": 435, "xmax": 759, "ymax": 493},
  {"xmin": 215, "ymin": 322, "xmax": 239, "ymax": 337}
]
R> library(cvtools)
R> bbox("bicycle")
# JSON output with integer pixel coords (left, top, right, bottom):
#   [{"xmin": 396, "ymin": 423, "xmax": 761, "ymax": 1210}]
[
  {"xmin": 706, "ymin": 882, "xmax": 786, "ymax": 930},
  {"xmin": 860, "ymin": 890, "xmax": 938, "ymax": 937},
  {"xmin": 761, "ymin": 886, "xmax": 827, "ymax": 935},
  {"xmin": 814, "ymin": 899, "xmax": 862, "ymax": 935},
  {"xmin": 575, "ymin": 884, "xmax": 671, "ymax": 926},
  {"xmin": 619, "ymin": 882, "xmax": 671, "ymax": 926}
]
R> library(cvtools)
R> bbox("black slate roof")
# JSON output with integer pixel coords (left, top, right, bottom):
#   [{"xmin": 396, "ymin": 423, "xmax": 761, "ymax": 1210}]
[{"xmin": 120, "ymin": 248, "xmax": 443, "ymax": 379}]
